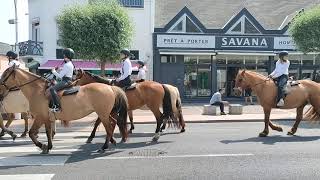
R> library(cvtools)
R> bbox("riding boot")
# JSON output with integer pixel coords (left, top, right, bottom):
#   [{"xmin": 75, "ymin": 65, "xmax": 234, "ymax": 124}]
[{"xmin": 50, "ymin": 88, "xmax": 61, "ymax": 111}]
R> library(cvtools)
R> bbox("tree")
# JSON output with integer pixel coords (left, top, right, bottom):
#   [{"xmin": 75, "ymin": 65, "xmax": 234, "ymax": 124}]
[
  {"xmin": 57, "ymin": 0, "xmax": 133, "ymax": 75},
  {"xmin": 289, "ymin": 6, "xmax": 320, "ymax": 53}
]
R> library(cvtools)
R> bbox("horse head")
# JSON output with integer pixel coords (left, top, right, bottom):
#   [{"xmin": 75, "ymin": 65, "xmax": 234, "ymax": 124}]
[
  {"xmin": 0, "ymin": 65, "xmax": 19, "ymax": 90},
  {"xmin": 235, "ymin": 69, "xmax": 249, "ymax": 91}
]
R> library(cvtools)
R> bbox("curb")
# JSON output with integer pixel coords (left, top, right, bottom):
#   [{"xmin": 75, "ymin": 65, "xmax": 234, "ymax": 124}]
[{"xmin": 133, "ymin": 118, "xmax": 296, "ymax": 124}]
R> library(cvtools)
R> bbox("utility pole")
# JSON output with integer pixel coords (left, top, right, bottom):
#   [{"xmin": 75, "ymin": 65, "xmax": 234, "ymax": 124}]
[{"xmin": 14, "ymin": 0, "xmax": 18, "ymax": 52}]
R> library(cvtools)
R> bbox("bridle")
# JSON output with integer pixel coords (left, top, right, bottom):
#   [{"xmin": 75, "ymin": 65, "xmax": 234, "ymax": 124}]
[
  {"xmin": 0, "ymin": 67, "xmax": 43, "ymax": 91},
  {"xmin": 237, "ymin": 75, "xmax": 271, "ymax": 90}
]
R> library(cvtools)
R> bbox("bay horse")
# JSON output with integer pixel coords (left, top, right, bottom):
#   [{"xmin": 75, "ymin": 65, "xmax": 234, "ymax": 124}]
[
  {"xmin": 235, "ymin": 70, "xmax": 320, "ymax": 137},
  {"xmin": 0, "ymin": 86, "xmax": 30, "ymax": 139},
  {"xmin": 75, "ymin": 70, "xmax": 185, "ymax": 142},
  {"xmin": 0, "ymin": 66, "xmax": 128, "ymax": 154}
]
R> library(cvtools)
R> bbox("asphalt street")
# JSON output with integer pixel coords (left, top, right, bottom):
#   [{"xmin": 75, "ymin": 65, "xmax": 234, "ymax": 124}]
[{"xmin": 1, "ymin": 121, "xmax": 320, "ymax": 180}]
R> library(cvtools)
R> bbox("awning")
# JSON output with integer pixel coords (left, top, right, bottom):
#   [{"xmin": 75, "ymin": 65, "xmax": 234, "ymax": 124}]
[
  {"xmin": 216, "ymin": 51, "xmax": 276, "ymax": 56},
  {"xmin": 39, "ymin": 60, "xmax": 139, "ymax": 71}
]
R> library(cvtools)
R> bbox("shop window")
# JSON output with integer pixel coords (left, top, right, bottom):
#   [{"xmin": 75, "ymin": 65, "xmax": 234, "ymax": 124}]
[
  {"xmin": 315, "ymin": 54, "xmax": 320, "ymax": 65},
  {"xmin": 161, "ymin": 55, "xmax": 176, "ymax": 63},
  {"xmin": 244, "ymin": 56, "xmax": 256, "ymax": 64},
  {"xmin": 289, "ymin": 55, "xmax": 301, "ymax": 65}
]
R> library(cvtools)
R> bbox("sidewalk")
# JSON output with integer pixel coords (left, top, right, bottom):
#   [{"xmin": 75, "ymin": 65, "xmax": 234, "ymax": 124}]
[{"xmin": 7, "ymin": 103, "xmax": 306, "ymax": 129}]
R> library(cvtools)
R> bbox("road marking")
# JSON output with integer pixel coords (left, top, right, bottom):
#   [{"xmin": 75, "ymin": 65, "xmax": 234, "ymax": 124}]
[
  {"xmin": 0, "ymin": 146, "xmax": 79, "ymax": 154},
  {"xmin": 0, "ymin": 174, "xmax": 55, "ymax": 180},
  {"xmin": 0, "ymin": 156, "xmax": 69, "ymax": 166},
  {"xmin": 96, "ymin": 153, "xmax": 254, "ymax": 160}
]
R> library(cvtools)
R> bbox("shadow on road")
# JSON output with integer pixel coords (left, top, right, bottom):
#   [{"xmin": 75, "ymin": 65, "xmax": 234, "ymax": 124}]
[{"xmin": 220, "ymin": 135, "xmax": 320, "ymax": 145}]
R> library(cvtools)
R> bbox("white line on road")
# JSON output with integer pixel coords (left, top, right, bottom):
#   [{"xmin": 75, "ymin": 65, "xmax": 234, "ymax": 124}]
[
  {"xmin": 0, "ymin": 156, "xmax": 69, "ymax": 166},
  {"xmin": 0, "ymin": 174, "xmax": 55, "ymax": 180},
  {"xmin": 0, "ymin": 146, "xmax": 79, "ymax": 154},
  {"xmin": 96, "ymin": 153, "xmax": 254, "ymax": 160}
]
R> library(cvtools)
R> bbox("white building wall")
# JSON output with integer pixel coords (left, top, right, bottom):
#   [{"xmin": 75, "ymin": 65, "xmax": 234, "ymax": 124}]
[{"xmin": 28, "ymin": 0, "xmax": 154, "ymax": 80}]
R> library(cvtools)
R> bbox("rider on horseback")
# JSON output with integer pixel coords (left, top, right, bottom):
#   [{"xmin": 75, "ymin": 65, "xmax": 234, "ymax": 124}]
[
  {"xmin": 136, "ymin": 60, "xmax": 146, "ymax": 83},
  {"xmin": 6, "ymin": 51, "xmax": 20, "ymax": 67},
  {"xmin": 268, "ymin": 51, "xmax": 290, "ymax": 107},
  {"xmin": 50, "ymin": 48, "xmax": 75, "ymax": 112},
  {"xmin": 115, "ymin": 49, "xmax": 133, "ymax": 88}
]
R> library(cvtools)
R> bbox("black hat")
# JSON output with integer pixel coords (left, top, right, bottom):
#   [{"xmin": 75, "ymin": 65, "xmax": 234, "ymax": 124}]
[
  {"xmin": 279, "ymin": 51, "xmax": 289, "ymax": 58},
  {"xmin": 120, "ymin": 49, "xmax": 133, "ymax": 57},
  {"xmin": 6, "ymin": 51, "xmax": 17, "ymax": 59},
  {"xmin": 137, "ymin": 60, "xmax": 144, "ymax": 66},
  {"xmin": 63, "ymin": 48, "xmax": 75, "ymax": 59}
]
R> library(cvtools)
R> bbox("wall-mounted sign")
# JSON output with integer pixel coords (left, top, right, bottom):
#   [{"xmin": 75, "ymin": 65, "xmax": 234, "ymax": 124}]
[
  {"xmin": 274, "ymin": 37, "xmax": 296, "ymax": 50},
  {"xmin": 157, "ymin": 34, "xmax": 215, "ymax": 48},
  {"xmin": 216, "ymin": 36, "xmax": 273, "ymax": 50}
]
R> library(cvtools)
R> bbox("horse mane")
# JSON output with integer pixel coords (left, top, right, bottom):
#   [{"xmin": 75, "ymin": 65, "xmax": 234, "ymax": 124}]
[
  {"xmin": 85, "ymin": 71, "xmax": 111, "ymax": 85},
  {"xmin": 241, "ymin": 69, "xmax": 267, "ymax": 79}
]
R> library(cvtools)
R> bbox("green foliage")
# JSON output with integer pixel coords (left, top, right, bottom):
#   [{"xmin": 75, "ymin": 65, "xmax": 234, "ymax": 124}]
[
  {"xmin": 57, "ymin": 0, "xmax": 133, "ymax": 63},
  {"xmin": 289, "ymin": 6, "xmax": 320, "ymax": 53}
]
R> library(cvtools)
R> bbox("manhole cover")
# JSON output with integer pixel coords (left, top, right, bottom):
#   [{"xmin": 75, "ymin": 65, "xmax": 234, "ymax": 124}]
[{"xmin": 128, "ymin": 149, "xmax": 167, "ymax": 157}]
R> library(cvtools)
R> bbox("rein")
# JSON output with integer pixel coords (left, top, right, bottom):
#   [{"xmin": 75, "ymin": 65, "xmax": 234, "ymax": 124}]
[{"xmin": 251, "ymin": 77, "xmax": 271, "ymax": 87}]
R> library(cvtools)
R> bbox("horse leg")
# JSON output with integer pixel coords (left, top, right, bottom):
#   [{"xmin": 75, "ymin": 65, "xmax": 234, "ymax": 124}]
[
  {"xmin": 98, "ymin": 116, "xmax": 113, "ymax": 153},
  {"xmin": 21, "ymin": 112, "xmax": 29, "ymax": 138},
  {"xmin": 150, "ymin": 107, "xmax": 163, "ymax": 142},
  {"xmin": 177, "ymin": 101, "xmax": 186, "ymax": 133},
  {"xmin": 0, "ymin": 114, "xmax": 14, "ymax": 136},
  {"xmin": 86, "ymin": 117, "xmax": 101, "ymax": 143},
  {"xmin": 288, "ymin": 104, "xmax": 306, "ymax": 135},
  {"xmin": 41, "ymin": 121, "xmax": 53, "ymax": 154},
  {"xmin": 268, "ymin": 121, "xmax": 283, "ymax": 132},
  {"xmin": 128, "ymin": 110, "xmax": 134, "ymax": 134},
  {"xmin": 0, "ymin": 116, "xmax": 17, "ymax": 140},
  {"xmin": 259, "ymin": 108, "xmax": 271, "ymax": 137},
  {"xmin": 29, "ymin": 119, "xmax": 44, "ymax": 151}
]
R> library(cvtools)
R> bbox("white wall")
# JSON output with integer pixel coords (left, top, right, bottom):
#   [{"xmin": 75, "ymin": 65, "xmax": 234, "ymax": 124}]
[{"xmin": 28, "ymin": 0, "xmax": 154, "ymax": 80}]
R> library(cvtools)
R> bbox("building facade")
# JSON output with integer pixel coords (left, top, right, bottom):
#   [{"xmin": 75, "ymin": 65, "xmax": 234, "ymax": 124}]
[
  {"xmin": 153, "ymin": 1, "xmax": 320, "ymax": 101},
  {"xmin": 26, "ymin": 0, "xmax": 154, "ymax": 78}
]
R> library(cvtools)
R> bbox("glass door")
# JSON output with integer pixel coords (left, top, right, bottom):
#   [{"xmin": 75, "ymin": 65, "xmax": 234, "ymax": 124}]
[
  {"xmin": 197, "ymin": 65, "xmax": 211, "ymax": 96},
  {"xmin": 217, "ymin": 67, "xmax": 227, "ymax": 96}
]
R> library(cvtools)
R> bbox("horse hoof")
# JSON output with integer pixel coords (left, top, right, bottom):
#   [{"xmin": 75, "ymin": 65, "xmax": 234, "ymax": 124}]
[
  {"xmin": 97, "ymin": 149, "xmax": 105, "ymax": 153},
  {"xmin": 259, "ymin": 132, "xmax": 268, "ymax": 137},
  {"xmin": 0, "ymin": 132, "xmax": 5, "ymax": 137},
  {"xmin": 20, "ymin": 133, "xmax": 27, "ymax": 138},
  {"xmin": 12, "ymin": 134, "xmax": 17, "ymax": 141},
  {"xmin": 129, "ymin": 130, "xmax": 133, "ymax": 134},
  {"xmin": 41, "ymin": 144, "xmax": 49, "ymax": 154},
  {"xmin": 86, "ymin": 138, "xmax": 93, "ymax": 144},
  {"xmin": 287, "ymin": 131, "xmax": 295, "ymax": 136},
  {"xmin": 152, "ymin": 133, "xmax": 160, "ymax": 142},
  {"xmin": 180, "ymin": 129, "xmax": 185, "ymax": 133}
]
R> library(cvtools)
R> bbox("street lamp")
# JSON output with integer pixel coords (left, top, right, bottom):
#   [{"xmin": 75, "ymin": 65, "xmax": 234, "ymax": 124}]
[{"xmin": 8, "ymin": 0, "xmax": 18, "ymax": 52}]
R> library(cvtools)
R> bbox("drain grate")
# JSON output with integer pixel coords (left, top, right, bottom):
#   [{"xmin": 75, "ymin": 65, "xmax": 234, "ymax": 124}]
[{"xmin": 128, "ymin": 149, "xmax": 167, "ymax": 157}]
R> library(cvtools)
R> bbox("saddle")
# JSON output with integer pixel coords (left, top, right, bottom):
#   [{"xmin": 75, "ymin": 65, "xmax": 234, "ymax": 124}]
[{"xmin": 123, "ymin": 83, "xmax": 137, "ymax": 91}]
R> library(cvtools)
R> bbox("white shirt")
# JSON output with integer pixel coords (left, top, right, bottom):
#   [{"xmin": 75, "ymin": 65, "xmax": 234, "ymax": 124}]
[
  {"xmin": 118, "ymin": 58, "xmax": 132, "ymax": 81},
  {"xmin": 52, "ymin": 61, "xmax": 74, "ymax": 79},
  {"xmin": 137, "ymin": 67, "xmax": 146, "ymax": 80},
  {"xmin": 270, "ymin": 60, "xmax": 290, "ymax": 78},
  {"xmin": 210, "ymin": 92, "xmax": 222, "ymax": 104},
  {"xmin": 8, "ymin": 60, "xmax": 20, "ymax": 67}
]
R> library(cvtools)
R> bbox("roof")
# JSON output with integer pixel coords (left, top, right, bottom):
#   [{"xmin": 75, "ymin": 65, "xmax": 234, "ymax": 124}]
[
  {"xmin": 155, "ymin": 0, "xmax": 319, "ymax": 30},
  {"xmin": 39, "ymin": 60, "xmax": 140, "ymax": 71}
]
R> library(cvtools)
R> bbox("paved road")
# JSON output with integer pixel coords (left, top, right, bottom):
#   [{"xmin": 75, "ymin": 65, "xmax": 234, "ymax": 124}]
[{"xmin": 1, "ymin": 121, "xmax": 320, "ymax": 180}]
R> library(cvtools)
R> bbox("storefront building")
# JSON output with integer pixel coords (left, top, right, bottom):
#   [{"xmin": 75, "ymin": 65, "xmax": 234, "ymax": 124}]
[{"xmin": 153, "ymin": 6, "xmax": 320, "ymax": 101}]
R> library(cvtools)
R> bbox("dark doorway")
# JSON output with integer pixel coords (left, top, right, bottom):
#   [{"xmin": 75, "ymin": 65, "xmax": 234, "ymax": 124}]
[{"xmin": 226, "ymin": 67, "xmax": 240, "ymax": 97}]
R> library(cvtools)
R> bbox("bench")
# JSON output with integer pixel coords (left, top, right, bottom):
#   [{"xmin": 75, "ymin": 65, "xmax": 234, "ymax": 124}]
[
  {"xmin": 202, "ymin": 105, "xmax": 220, "ymax": 115},
  {"xmin": 229, "ymin": 104, "xmax": 243, "ymax": 115}
]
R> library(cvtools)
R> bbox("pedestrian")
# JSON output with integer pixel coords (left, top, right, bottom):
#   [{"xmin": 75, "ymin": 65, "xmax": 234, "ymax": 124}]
[{"xmin": 209, "ymin": 89, "xmax": 227, "ymax": 115}]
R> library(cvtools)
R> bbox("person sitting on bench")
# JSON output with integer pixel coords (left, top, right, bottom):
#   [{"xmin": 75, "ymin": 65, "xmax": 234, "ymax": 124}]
[{"xmin": 210, "ymin": 89, "xmax": 226, "ymax": 115}]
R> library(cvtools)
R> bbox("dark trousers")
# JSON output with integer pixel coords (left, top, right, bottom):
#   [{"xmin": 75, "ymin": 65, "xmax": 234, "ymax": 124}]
[
  {"xmin": 211, "ymin": 102, "xmax": 224, "ymax": 112},
  {"xmin": 116, "ymin": 76, "xmax": 131, "ymax": 88},
  {"xmin": 275, "ymin": 75, "xmax": 288, "ymax": 102},
  {"xmin": 136, "ymin": 79, "xmax": 145, "ymax": 83},
  {"xmin": 49, "ymin": 78, "xmax": 71, "ymax": 108}
]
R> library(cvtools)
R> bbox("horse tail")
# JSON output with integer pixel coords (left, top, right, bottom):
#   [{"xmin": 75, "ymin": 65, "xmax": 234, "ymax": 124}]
[
  {"xmin": 111, "ymin": 86, "xmax": 128, "ymax": 140},
  {"xmin": 162, "ymin": 84, "xmax": 179, "ymax": 128},
  {"xmin": 304, "ymin": 106, "xmax": 320, "ymax": 122}
]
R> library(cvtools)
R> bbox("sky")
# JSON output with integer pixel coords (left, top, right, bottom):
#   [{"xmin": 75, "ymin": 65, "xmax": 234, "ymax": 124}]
[{"xmin": 0, "ymin": 0, "xmax": 29, "ymax": 45}]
